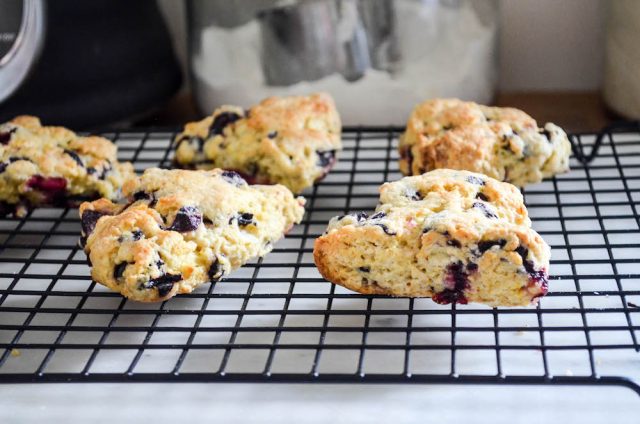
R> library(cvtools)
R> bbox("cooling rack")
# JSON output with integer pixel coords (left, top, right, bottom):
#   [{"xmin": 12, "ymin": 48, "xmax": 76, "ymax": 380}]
[{"xmin": 0, "ymin": 124, "xmax": 639, "ymax": 394}]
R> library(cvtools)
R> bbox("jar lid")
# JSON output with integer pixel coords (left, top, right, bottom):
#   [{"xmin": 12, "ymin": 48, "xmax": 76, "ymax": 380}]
[{"xmin": 0, "ymin": 0, "xmax": 45, "ymax": 103}]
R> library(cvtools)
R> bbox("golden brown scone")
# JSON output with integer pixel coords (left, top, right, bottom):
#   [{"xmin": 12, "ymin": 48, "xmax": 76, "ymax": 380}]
[
  {"xmin": 313, "ymin": 169, "xmax": 550, "ymax": 307},
  {"xmin": 399, "ymin": 99, "xmax": 571, "ymax": 187},
  {"xmin": 80, "ymin": 168, "xmax": 305, "ymax": 302},
  {"xmin": 173, "ymin": 93, "xmax": 342, "ymax": 193},
  {"xmin": 0, "ymin": 115, "xmax": 134, "ymax": 216}
]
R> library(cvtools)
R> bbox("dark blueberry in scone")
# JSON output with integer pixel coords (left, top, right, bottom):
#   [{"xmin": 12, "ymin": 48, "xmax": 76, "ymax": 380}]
[
  {"xmin": 447, "ymin": 239, "xmax": 462, "ymax": 248},
  {"xmin": 539, "ymin": 128, "xmax": 552, "ymax": 142},
  {"xmin": 208, "ymin": 112, "xmax": 242, "ymax": 137},
  {"xmin": 267, "ymin": 131, "xmax": 278, "ymax": 139},
  {"xmin": 176, "ymin": 135, "xmax": 205, "ymax": 152},
  {"xmin": 472, "ymin": 201, "xmax": 497, "ymax": 219},
  {"xmin": 0, "ymin": 128, "xmax": 16, "ymax": 145},
  {"xmin": 133, "ymin": 191, "xmax": 151, "ymax": 201},
  {"xmin": 316, "ymin": 150, "xmax": 336, "ymax": 168},
  {"xmin": 432, "ymin": 262, "xmax": 470, "ymax": 305},
  {"xmin": 476, "ymin": 192, "xmax": 489, "ymax": 202},
  {"xmin": 466, "ymin": 175, "xmax": 485, "ymax": 185},
  {"xmin": 113, "ymin": 262, "xmax": 128, "ymax": 280},
  {"xmin": 231, "ymin": 212, "xmax": 255, "ymax": 227},
  {"xmin": 407, "ymin": 188, "xmax": 423, "ymax": 201},
  {"xmin": 367, "ymin": 212, "xmax": 396, "ymax": 235},
  {"xmin": 207, "ymin": 257, "xmax": 225, "ymax": 282},
  {"xmin": 80, "ymin": 209, "xmax": 111, "ymax": 247},
  {"xmin": 63, "ymin": 149, "xmax": 84, "ymax": 167},
  {"xmin": 358, "ymin": 266, "xmax": 371, "ymax": 273},
  {"xmin": 145, "ymin": 273, "xmax": 183, "ymax": 298},
  {"xmin": 337, "ymin": 211, "xmax": 369, "ymax": 221},
  {"xmin": 221, "ymin": 170, "xmax": 247, "ymax": 187},
  {"xmin": 167, "ymin": 206, "xmax": 203, "ymax": 232},
  {"xmin": 477, "ymin": 239, "xmax": 507, "ymax": 254}
]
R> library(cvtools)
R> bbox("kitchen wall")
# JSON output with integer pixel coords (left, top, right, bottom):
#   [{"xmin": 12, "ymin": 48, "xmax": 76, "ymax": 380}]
[
  {"xmin": 158, "ymin": 0, "xmax": 606, "ymax": 92},
  {"xmin": 499, "ymin": 0, "xmax": 605, "ymax": 91}
]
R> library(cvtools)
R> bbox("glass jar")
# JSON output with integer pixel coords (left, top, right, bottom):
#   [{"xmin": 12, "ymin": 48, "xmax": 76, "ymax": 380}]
[{"xmin": 188, "ymin": 0, "xmax": 499, "ymax": 125}]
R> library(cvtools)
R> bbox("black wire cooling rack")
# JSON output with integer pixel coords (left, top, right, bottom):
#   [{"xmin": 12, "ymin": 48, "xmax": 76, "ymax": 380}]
[{"xmin": 0, "ymin": 125, "xmax": 639, "ymax": 394}]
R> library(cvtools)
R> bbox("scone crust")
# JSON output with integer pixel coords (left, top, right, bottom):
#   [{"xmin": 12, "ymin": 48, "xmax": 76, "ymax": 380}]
[
  {"xmin": 80, "ymin": 168, "xmax": 306, "ymax": 302},
  {"xmin": 0, "ymin": 115, "xmax": 134, "ymax": 215},
  {"xmin": 174, "ymin": 93, "xmax": 342, "ymax": 193},
  {"xmin": 399, "ymin": 99, "xmax": 571, "ymax": 186},
  {"xmin": 313, "ymin": 169, "xmax": 551, "ymax": 307}
]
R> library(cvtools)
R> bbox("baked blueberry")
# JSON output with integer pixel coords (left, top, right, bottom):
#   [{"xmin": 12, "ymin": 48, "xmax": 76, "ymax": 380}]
[
  {"xmin": 477, "ymin": 239, "xmax": 506, "ymax": 254},
  {"xmin": 63, "ymin": 149, "xmax": 84, "ymax": 167},
  {"xmin": 208, "ymin": 257, "xmax": 224, "ymax": 282},
  {"xmin": 466, "ymin": 175, "xmax": 485, "ymax": 185},
  {"xmin": 114, "ymin": 262, "xmax": 128, "ymax": 280},
  {"xmin": 145, "ymin": 273, "xmax": 182, "ymax": 298},
  {"xmin": 221, "ymin": 170, "xmax": 247, "ymax": 187},
  {"xmin": 267, "ymin": 131, "xmax": 278, "ymax": 139},
  {"xmin": 317, "ymin": 150, "xmax": 336, "ymax": 168},
  {"xmin": 432, "ymin": 262, "xmax": 469, "ymax": 305},
  {"xmin": 407, "ymin": 188, "xmax": 423, "ymax": 201},
  {"xmin": 167, "ymin": 206, "xmax": 202, "ymax": 232},
  {"xmin": 208, "ymin": 112, "xmax": 242, "ymax": 137},
  {"xmin": 231, "ymin": 212, "xmax": 255, "ymax": 227},
  {"xmin": 472, "ymin": 202, "xmax": 498, "ymax": 219},
  {"xmin": 80, "ymin": 210, "xmax": 109, "ymax": 237},
  {"xmin": 476, "ymin": 192, "xmax": 489, "ymax": 202},
  {"xmin": 0, "ymin": 128, "xmax": 16, "ymax": 144}
]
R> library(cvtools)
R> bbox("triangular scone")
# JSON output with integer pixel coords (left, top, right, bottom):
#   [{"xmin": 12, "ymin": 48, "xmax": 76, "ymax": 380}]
[
  {"xmin": 399, "ymin": 99, "xmax": 571, "ymax": 187},
  {"xmin": 314, "ymin": 169, "xmax": 550, "ymax": 307},
  {"xmin": 80, "ymin": 168, "xmax": 305, "ymax": 302},
  {"xmin": 173, "ymin": 93, "xmax": 342, "ymax": 193},
  {"xmin": 0, "ymin": 115, "xmax": 134, "ymax": 216}
]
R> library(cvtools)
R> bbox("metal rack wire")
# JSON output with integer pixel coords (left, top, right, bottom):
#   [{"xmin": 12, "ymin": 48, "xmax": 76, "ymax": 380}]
[{"xmin": 0, "ymin": 125, "xmax": 639, "ymax": 394}]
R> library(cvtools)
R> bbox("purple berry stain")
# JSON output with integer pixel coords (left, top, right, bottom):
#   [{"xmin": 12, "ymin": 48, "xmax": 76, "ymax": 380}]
[
  {"xmin": 432, "ymin": 261, "xmax": 470, "ymax": 305},
  {"xmin": 515, "ymin": 245, "xmax": 549, "ymax": 296}
]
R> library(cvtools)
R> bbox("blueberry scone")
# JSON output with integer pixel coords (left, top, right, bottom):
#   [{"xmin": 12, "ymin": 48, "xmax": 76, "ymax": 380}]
[
  {"xmin": 0, "ymin": 115, "xmax": 134, "ymax": 216},
  {"xmin": 80, "ymin": 168, "xmax": 305, "ymax": 302},
  {"xmin": 173, "ymin": 93, "xmax": 342, "ymax": 193},
  {"xmin": 314, "ymin": 169, "xmax": 550, "ymax": 307},
  {"xmin": 399, "ymin": 99, "xmax": 571, "ymax": 187}
]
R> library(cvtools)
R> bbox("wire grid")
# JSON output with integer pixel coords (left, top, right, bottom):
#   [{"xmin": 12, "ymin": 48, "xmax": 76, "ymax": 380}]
[{"xmin": 0, "ymin": 126, "xmax": 639, "ymax": 393}]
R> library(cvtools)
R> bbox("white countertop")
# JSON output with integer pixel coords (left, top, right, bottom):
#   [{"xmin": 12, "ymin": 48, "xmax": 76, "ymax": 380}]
[{"xmin": 1, "ymin": 383, "xmax": 638, "ymax": 423}]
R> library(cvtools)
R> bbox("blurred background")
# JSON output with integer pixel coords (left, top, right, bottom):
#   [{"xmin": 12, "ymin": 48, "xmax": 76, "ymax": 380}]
[{"xmin": 0, "ymin": 0, "xmax": 637, "ymax": 131}]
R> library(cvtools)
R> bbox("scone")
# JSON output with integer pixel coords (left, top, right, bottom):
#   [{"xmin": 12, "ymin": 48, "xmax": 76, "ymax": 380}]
[
  {"xmin": 173, "ymin": 93, "xmax": 342, "ymax": 193},
  {"xmin": 0, "ymin": 115, "xmax": 134, "ymax": 216},
  {"xmin": 399, "ymin": 98, "xmax": 571, "ymax": 187},
  {"xmin": 80, "ymin": 168, "xmax": 305, "ymax": 302},
  {"xmin": 313, "ymin": 169, "xmax": 550, "ymax": 307}
]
